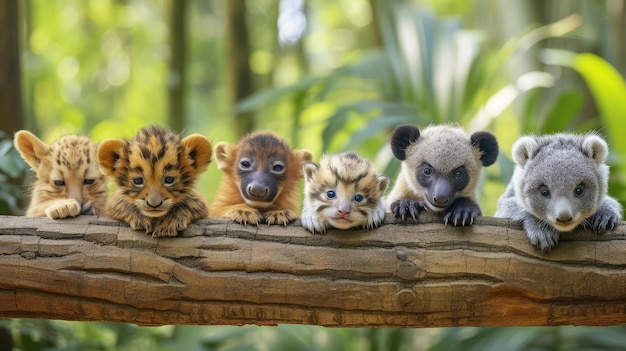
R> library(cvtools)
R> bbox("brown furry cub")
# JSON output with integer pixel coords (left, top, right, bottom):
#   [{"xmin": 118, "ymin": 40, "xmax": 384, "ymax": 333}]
[
  {"xmin": 14, "ymin": 130, "xmax": 107, "ymax": 218},
  {"xmin": 210, "ymin": 131, "xmax": 312, "ymax": 225},
  {"xmin": 98, "ymin": 126, "xmax": 212, "ymax": 238}
]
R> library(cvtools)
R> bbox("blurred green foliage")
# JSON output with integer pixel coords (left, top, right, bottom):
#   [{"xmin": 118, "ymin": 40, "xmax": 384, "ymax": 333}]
[
  {"xmin": 0, "ymin": 132, "xmax": 28, "ymax": 215},
  {"xmin": 5, "ymin": 0, "xmax": 626, "ymax": 350}
]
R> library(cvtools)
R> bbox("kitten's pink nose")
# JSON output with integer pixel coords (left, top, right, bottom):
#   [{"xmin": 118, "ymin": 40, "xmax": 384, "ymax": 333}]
[{"xmin": 337, "ymin": 210, "xmax": 350, "ymax": 217}]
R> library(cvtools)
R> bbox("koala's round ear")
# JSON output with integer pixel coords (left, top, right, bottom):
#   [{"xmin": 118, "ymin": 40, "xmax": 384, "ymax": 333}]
[
  {"xmin": 97, "ymin": 139, "xmax": 126, "ymax": 176},
  {"xmin": 511, "ymin": 136, "xmax": 538, "ymax": 167},
  {"xmin": 582, "ymin": 134, "xmax": 608, "ymax": 166},
  {"xmin": 390, "ymin": 124, "xmax": 420, "ymax": 161},
  {"xmin": 14, "ymin": 130, "xmax": 49, "ymax": 169},
  {"xmin": 470, "ymin": 131, "xmax": 499, "ymax": 167},
  {"xmin": 302, "ymin": 161, "xmax": 319, "ymax": 181},
  {"xmin": 182, "ymin": 134, "xmax": 212, "ymax": 172}
]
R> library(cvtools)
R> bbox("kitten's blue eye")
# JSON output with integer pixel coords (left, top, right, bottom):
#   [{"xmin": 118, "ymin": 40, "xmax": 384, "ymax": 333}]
[
  {"xmin": 84, "ymin": 179, "xmax": 95, "ymax": 185},
  {"xmin": 164, "ymin": 176, "xmax": 175, "ymax": 185},
  {"xmin": 54, "ymin": 180, "xmax": 65, "ymax": 186},
  {"xmin": 541, "ymin": 189, "xmax": 550, "ymax": 198},
  {"xmin": 326, "ymin": 190, "xmax": 336, "ymax": 199},
  {"xmin": 354, "ymin": 194, "xmax": 364, "ymax": 202},
  {"xmin": 132, "ymin": 177, "xmax": 144, "ymax": 186}
]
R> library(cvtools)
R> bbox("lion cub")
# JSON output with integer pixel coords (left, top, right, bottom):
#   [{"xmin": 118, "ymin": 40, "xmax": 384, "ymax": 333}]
[
  {"xmin": 97, "ymin": 126, "xmax": 212, "ymax": 238},
  {"xmin": 301, "ymin": 152, "xmax": 389, "ymax": 233},
  {"xmin": 14, "ymin": 130, "xmax": 107, "ymax": 218}
]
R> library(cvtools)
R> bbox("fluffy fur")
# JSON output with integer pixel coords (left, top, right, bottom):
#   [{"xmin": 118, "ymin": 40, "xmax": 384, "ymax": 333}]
[
  {"xmin": 301, "ymin": 152, "xmax": 389, "ymax": 233},
  {"xmin": 388, "ymin": 124, "xmax": 498, "ymax": 226},
  {"xmin": 14, "ymin": 130, "xmax": 107, "ymax": 218},
  {"xmin": 98, "ymin": 126, "xmax": 212, "ymax": 238},
  {"xmin": 495, "ymin": 133, "xmax": 622, "ymax": 251},
  {"xmin": 210, "ymin": 131, "xmax": 312, "ymax": 225}
]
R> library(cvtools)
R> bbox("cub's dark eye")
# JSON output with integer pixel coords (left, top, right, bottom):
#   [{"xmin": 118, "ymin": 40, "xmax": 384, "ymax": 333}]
[
  {"xmin": 326, "ymin": 190, "xmax": 336, "ymax": 199},
  {"xmin": 132, "ymin": 177, "xmax": 144, "ymax": 186},
  {"xmin": 454, "ymin": 170, "xmax": 464, "ymax": 179},
  {"xmin": 574, "ymin": 187, "xmax": 585, "ymax": 197},
  {"xmin": 540, "ymin": 189, "xmax": 550, "ymax": 198},
  {"xmin": 164, "ymin": 176, "xmax": 175, "ymax": 185},
  {"xmin": 272, "ymin": 163, "xmax": 285, "ymax": 173},
  {"xmin": 84, "ymin": 179, "xmax": 95, "ymax": 185},
  {"xmin": 54, "ymin": 180, "xmax": 65, "ymax": 186},
  {"xmin": 239, "ymin": 159, "xmax": 252, "ymax": 170},
  {"xmin": 422, "ymin": 167, "xmax": 432, "ymax": 176},
  {"xmin": 354, "ymin": 194, "xmax": 364, "ymax": 202}
]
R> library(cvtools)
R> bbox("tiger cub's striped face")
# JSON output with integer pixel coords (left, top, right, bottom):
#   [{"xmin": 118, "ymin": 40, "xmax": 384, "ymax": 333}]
[
  {"xmin": 303, "ymin": 152, "xmax": 389, "ymax": 229},
  {"xmin": 98, "ymin": 126, "xmax": 212, "ymax": 218}
]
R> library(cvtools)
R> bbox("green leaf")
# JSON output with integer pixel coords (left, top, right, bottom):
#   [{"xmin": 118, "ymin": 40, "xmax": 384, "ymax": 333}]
[
  {"xmin": 541, "ymin": 90, "xmax": 583, "ymax": 133},
  {"xmin": 341, "ymin": 115, "xmax": 417, "ymax": 151}
]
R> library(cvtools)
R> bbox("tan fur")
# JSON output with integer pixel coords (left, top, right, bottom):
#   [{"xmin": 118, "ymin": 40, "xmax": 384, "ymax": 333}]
[
  {"xmin": 301, "ymin": 152, "xmax": 389, "ymax": 233},
  {"xmin": 98, "ymin": 126, "xmax": 212, "ymax": 238},
  {"xmin": 14, "ymin": 130, "xmax": 107, "ymax": 218},
  {"xmin": 209, "ymin": 131, "xmax": 312, "ymax": 225}
]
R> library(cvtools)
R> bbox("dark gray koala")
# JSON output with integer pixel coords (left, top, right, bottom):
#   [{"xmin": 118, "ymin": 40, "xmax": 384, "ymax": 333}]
[{"xmin": 495, "ymin": 133, "xmax": 622, "ymax": 251}]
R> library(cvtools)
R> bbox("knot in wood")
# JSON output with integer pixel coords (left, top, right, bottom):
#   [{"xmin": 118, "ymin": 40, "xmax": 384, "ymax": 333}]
[
  {"xmin": 396, "ymin": 288, "xmax": 416, "ymax": 306},
  {"xmin": 398, "ymin": 260, "xmax": 421, "ymax": 279}
]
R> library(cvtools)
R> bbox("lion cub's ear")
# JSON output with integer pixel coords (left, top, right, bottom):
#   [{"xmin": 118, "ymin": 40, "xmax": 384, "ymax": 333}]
[
  {"xmin": 14, "ymin": 130, "xmax": 49, "ymax": 170},
  {"xmin": 97, "ymin": 139, "xmax": 126, "ymax": 176},
  {"xmin": 181, "ymin": 134, "xmax": 212, "ymax": 173}
]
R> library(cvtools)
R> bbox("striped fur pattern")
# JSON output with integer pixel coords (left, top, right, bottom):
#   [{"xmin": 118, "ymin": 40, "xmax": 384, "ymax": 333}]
[
  {"xmin": 301, "ymin": 152, "xmax": 389, "ymax": 233},
  {"xmin": 14, "ymin": 130, "xmax": 107, "ymax": 218},
  {"xmin": 98, "ymin": 126, "xmax": 212, "ymax": 237},
  {"xmin": 210, "ymin": 132, "xmax": 312, "ymax": 225}
]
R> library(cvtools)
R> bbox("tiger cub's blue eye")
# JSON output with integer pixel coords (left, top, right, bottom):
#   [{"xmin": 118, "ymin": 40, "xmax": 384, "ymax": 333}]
[
  {"xmin": 132, "ymin": 177, "xmax": 144, "ymax": 186},
  {"xmin": 164, "ymin": 176, "xmax": 175, "ymax": 184}
]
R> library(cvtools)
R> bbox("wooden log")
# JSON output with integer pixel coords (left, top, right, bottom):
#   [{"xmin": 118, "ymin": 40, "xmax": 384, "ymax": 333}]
[{"xmin": 0, "ymin": 214, "xmax": 625, "ymax": 327}]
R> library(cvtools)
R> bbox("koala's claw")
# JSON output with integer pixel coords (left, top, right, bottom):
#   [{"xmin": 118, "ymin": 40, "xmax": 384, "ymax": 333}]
[{"xmin": 589, "ymin": 210, "xmax": 620, "ymax": 234}]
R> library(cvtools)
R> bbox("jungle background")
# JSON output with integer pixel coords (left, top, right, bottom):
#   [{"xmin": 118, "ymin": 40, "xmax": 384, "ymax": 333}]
[{"xmin": 1, "ymin": 0, "xmax": 626, "ymax": 350}]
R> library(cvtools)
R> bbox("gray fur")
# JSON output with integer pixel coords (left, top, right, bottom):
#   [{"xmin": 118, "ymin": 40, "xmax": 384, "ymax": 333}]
[{"xmin": 495, "ymin": 133, "xmax": 622, "ymax": 251}]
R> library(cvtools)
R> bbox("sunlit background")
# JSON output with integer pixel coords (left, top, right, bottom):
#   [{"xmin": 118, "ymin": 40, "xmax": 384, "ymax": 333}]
[{"xmin": 1, "ymin": 0, "xmax": 626, "ymax": 349}]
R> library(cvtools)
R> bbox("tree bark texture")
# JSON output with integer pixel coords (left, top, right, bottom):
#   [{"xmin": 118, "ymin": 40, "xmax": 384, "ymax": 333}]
[
  {"xmin": 0, "ymin": 0, "xmax": 24, "ymax": 134},
  {"xmin": 0, "ymin": 214, "xmax": 625, "ymax": 328},
  {"xmin": 168, "ymin": 0, "xmax": 188, "ymax": 133},
  {"xmin": 226, "ymin": 0, "xmax": 255, "ymax": 137}
]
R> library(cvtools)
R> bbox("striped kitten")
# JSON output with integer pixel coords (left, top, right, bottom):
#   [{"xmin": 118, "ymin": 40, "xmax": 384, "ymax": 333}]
[{"xmin": 301, "ymin": 152, "xmax": 389, "ymax": 233}]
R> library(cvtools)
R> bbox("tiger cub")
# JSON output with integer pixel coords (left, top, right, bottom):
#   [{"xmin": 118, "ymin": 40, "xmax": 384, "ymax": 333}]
[
  {"xmin": 14, "ymin": 130, "xmax": 107, "ymax": 218},
  {"xmin": 301, "ymin": 152, "xmax": 389, "ymax": 233},
  {"xmin": 97, "ymin": 126, "xmax": 212, "ymax": 238}
]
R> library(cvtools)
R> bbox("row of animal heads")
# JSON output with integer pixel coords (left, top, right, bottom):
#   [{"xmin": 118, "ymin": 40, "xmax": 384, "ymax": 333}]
[{"xmin": 14, "ymin": 124, "xmax": 622, "ymax": 251}]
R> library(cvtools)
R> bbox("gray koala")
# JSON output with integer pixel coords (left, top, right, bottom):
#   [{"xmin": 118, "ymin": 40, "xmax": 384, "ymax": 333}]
[{"xmin": 495, "ymin": 133, "xmax": 622, "ymax": 251}]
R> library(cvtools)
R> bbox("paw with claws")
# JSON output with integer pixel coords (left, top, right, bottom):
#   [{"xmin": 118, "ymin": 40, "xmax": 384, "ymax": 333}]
[
  {"xmin": 390, "ymin": 198, "xmax": 424, "ymax": 221},
  {"xmin": 441, "ymin": 197, "xmax": 480, "ymax": 226},
  {"xmin": 225, "ymin": 206, "xmax": 263, "ymax": 225},
  {"xmin": 265, "ymin": 209, "xmax": 297, "ymax": 226}
]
